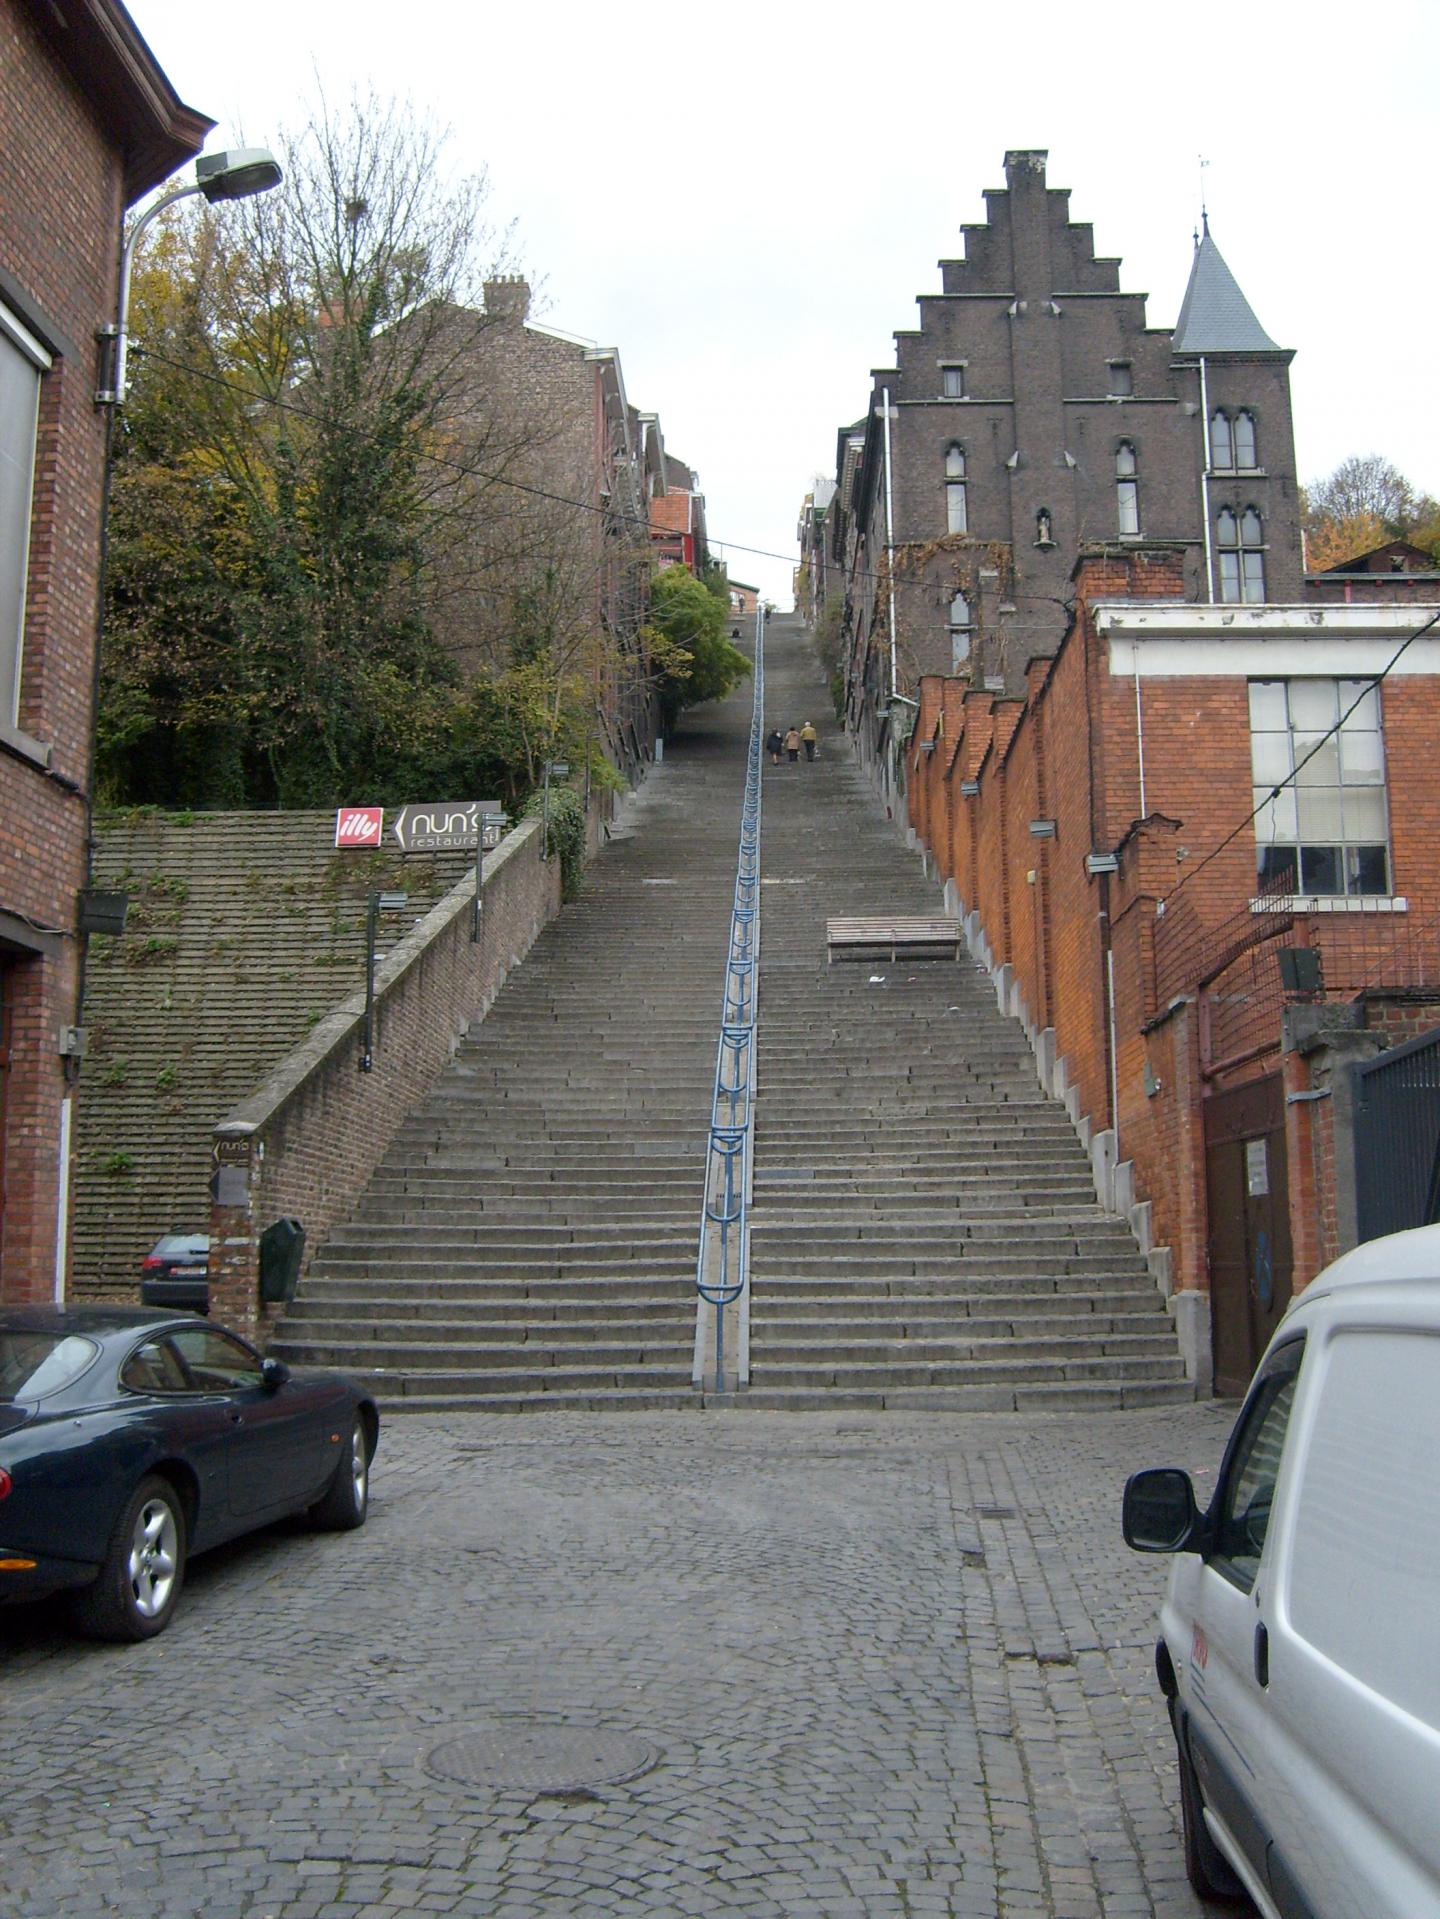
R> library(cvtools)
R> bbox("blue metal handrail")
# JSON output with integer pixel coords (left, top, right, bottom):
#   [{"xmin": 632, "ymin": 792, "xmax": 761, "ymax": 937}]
[{"xmin": 693, "ymin": 604, "xmax": 764, "ymax": 1393}]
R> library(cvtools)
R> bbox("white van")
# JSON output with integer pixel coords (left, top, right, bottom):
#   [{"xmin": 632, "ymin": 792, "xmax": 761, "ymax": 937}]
[{"xmin": 1122, "ymin": 1224, "xmax": 1440, "ymax": 1918}]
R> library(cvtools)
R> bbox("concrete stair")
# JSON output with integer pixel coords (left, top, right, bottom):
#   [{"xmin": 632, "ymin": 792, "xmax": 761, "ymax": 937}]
[
  {"xmin": 271, "ymin": 616, "xmax": 1192, "ymax": 1413},
  {"xmin": 742, "ymin": 628, "xmax": 1191, "ymax": 1410},
  {"xmin": 267, "ymin": 702, "xmax": 751, "ymax": 1412}
]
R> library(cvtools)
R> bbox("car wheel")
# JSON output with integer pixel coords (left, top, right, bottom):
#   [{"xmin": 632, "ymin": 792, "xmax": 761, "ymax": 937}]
[
  {"xmin": 1176, "ymin": 1723, "xmax": 1246, "ymax": 1903},
  {"xmin": 69, "ymin": 1474, "xmax": 187, "ymax": 1643},
  {"xmin": 309, "ymin": 1415, "xmax": 370, "ymax": 1531}
]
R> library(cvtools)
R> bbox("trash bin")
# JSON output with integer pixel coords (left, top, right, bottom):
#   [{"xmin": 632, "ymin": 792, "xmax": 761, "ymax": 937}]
[{"xmin": 258, "ymin": 1216, "xmax": 306, "ymax": 1305}]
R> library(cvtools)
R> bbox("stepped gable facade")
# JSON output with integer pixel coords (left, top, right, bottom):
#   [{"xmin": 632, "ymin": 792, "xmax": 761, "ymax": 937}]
[
  {"xmin": 835, "ymin": 149, "xmax": 1303, "ymax": 745},
  {"xmin": 0, "ymin": 0, "xmax": 209, "ymax": 1305}
]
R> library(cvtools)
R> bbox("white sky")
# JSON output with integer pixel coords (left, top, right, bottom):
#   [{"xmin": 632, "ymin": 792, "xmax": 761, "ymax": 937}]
[{"xmin": 128, "ymin": 0, "xmax": 1439, "ymax": 609}]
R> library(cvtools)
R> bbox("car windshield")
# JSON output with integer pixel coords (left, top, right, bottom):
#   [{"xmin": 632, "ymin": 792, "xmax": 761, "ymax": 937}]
[
  {"xmin": 154, "ymin": 1236, "xmax": 206, "ymax": 1256},
  {"xmin": 0, "ymin": 1332, "xmax": 101, "ymax": 1401}
]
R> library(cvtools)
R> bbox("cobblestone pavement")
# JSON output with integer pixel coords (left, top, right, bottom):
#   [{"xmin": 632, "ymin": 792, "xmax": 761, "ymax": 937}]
[{"xmin": 2, "ymin": 1403, "xmax": 1247, "ymax": 1919}]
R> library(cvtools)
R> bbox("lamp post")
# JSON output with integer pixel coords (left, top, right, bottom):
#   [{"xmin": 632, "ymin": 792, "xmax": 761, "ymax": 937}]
[
  {"xmin": 96, "ymin": 148, "xmax": 284, "ymax": 408},
  {"xmin": 55, "ymin": 149, "xmax": 284, "ymax": 1305},
  {"xmin": 362, "ymin": 892, "xmax": 409, "ymax": 1072}
]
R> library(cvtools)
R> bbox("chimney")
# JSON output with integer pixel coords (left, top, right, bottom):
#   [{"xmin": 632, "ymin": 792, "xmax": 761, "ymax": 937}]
[{"xmin": 483, "ymin": 276, "xmax": 531, "ymax": 324}]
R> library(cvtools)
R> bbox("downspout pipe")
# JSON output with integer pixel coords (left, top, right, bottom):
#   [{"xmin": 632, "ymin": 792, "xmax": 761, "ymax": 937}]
[
  {"xmin": 881, "ymin": 388, "xmax": 898, "ymax": 703},
  {"xmin": 1198, "ymin": 355, "xmax": 1215, "ymax": 602}
]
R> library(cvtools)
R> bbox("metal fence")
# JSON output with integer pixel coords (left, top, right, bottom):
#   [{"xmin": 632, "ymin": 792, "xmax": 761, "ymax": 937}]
[
  {"xmin": 1354, "ymin": 1026, "xmax": 1440, "ymax": 1243},
  {"xmin": 693, "ymin": 607, "xmax": 764, "ymax": 1393}
]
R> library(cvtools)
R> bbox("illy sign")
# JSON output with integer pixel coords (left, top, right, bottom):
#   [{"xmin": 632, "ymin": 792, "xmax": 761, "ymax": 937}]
[
  {"xmin": 392, "ymin": 801, "xmax": 504, "ymax": 854},
  {"xmin": 335, "ymin": 806, "xmax": 384, "ymax": 848}
]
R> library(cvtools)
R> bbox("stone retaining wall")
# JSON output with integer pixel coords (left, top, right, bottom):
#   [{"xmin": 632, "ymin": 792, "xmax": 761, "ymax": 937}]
[{"xmin": 208, "ymin": 818, "xmax": 560, "ymax": 1338}]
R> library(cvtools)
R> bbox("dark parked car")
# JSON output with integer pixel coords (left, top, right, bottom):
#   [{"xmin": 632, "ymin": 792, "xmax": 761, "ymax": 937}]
[
  {"xmin": 0, "ymin": 1306, "xmax": 377, "ymax": 1641},
  {"xmin": 140, "ymin": 1232, "xmax": 210, "ymax": 1312}
]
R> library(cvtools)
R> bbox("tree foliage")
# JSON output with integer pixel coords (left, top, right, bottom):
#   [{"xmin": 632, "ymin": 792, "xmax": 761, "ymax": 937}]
[
  {"xmin": 1302, "ymin": 455, "xmax": 1440, "ymax": 571},
  {"xmin": 644, "ymin": 565, "xmax": 751, "ymax": 729},
  {"xmin": 100, "ymin": 93, "xmax": 629, "ymax": 815}
]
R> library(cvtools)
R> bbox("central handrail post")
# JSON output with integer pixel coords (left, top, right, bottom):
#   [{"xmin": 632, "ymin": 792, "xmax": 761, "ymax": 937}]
[{"xmin": 693, "ymin": 602, "xmax": 765, "ymax": 1395}]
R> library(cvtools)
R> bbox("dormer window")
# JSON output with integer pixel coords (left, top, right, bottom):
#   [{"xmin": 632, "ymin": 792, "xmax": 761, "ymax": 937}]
[
  {"xmin": 1116, "ymin": 442, "xmax": 1140, "ymax": 536},
  {"xmin": 944, "ymin": 444, "xmax": 967, "ymax": 534},
  {"xmin": 940, "ymin": 364, "xmax": 966, "ymax": 399},
  {"xmin": 1108, "ymin": 361, "xmax": 1133, "ymax": 397}
]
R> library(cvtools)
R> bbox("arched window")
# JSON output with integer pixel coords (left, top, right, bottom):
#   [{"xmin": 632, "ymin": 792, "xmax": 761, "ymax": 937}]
[
  {"xmin": 1210, "ymin": 410, "xmax": 1234, "ymax": 470},
  {"xmin": 1217, "ymin": 506, "xmax": 1266, "ymax": 603},
  {"xmin": 1233, "ymin": 409, "xmax": 1258, "ymax": 469},
  {"xmin": 1116, "ymin": 442, "xmax": 1140, "ymax": 535},
  {"xmin": 944, "ymin": 444, "xmax": 967, "ymax": 534},
  {"xmin": 948, "ymin": 590, "xmax": 973, "ymax": 671}
]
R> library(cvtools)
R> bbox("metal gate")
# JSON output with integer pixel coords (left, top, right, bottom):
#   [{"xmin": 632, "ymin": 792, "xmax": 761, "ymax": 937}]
[
  {"xmin": 1354, "ymin": 1026, "xmax": 1440, "ymax": 1243},
  {"xmin": 1204, "ymin": 1074, "xmax": 1294, "ymax": 1397}
]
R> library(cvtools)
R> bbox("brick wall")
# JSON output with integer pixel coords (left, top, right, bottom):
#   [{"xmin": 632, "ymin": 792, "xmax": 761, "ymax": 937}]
[
  {"xmin": 208, "ymin": 817, "xmax": 560, "ymax": 1340},
  {"xmin": 903, "ymin": 540, "xmax": 1440, "ymax": 1390},
  {"xmin": 0, "ymin": 3, "xmax": 128, "ymax": 1301}
]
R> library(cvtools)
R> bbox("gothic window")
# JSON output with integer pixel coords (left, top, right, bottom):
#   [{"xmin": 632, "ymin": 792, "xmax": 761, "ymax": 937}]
[
  {"xmin": 1249, "ymin": 679, "xmax": 1390, "ymax": 896},
  {"xmin": 1116, "ymin": 442, "xmax": 1140, "ymax": 536},
  {"xmin": 948, "ymin": 591, "xmax": 973, "ymax": 671},
  {"xmin": 1217, "ymin": 505, "xmax": 1266, "ymax": 602},
  {"xmin": 944, "ymin": 444, "xmax": 967, "ymax": 534},
  {"xmin": 940, "ymin": 364, "xmax": 966, "ymax": 399},
  {"xmin": 1108, "ymin": 361, "xmax": 1133, "ymax": 397},
  {"xmin": 1210, "ymin": 409, "xmax": 1234, "ymax": 471},
  {"xmin": 1233, "ymin": 409, "xmax": 1258, "ymax": 469}
]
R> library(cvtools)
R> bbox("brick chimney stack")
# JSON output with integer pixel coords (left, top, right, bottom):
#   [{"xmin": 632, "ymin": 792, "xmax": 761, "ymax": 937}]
[{"xmin": 483, "ymin": 276, "xmax": 531, "ymax": 324}]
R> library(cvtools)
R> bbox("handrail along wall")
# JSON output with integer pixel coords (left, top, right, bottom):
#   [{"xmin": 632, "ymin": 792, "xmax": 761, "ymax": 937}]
[{"xmin": 693, "ymin": 604, "xmax": 765, "ymax": 1392}]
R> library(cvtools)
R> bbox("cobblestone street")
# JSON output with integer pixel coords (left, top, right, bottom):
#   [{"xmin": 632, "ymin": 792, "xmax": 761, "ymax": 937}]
[{"xmin": 3, "ymin": 1403, "xmax": 1243, "ymax": 1918}]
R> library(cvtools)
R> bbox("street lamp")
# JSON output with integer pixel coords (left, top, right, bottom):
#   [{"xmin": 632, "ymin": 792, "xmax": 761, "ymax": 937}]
[{"xmin": 96, "ymin": 147, "xmax": 283, "ymax": 407}]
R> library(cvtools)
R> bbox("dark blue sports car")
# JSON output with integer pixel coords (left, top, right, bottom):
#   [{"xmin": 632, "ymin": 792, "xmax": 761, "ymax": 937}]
[{"xmin": 0, "ymin": 1305, "xmax": 378, "ymax": 1641}]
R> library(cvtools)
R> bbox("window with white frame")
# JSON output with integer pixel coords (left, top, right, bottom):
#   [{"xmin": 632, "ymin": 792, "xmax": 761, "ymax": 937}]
[
  {"xmin": 1250, "ymin": 678, "xmax": 1390, "ymax": 897},
  {"xmin": 1217, "ymin": 505, "xmax": 1265, "ymax": 602},
  {"xmin": 940, "ymin": 364, "xmax": 966, "ymax": 399},
  {"xmin": 1209, "ymin": 408, "xmax": 1233, "ymax": 470},
  {"xmin": 948, "ymin": 590, "xmax": 973, "ymax": 671},
  {"xmin": 1116, "ymin": 441, "xmax": 1140, "ymax": 535},
  {"xmin": 1, "ymin": 300, "xmax": 51, "ymax": 732},
  {"xmin": 944, "ymin": 443, "xmax": 967, "ymax": 534},
  {"xmin": 1233, "ymin": 409, "xmax": 1258, "ymax": 469}
]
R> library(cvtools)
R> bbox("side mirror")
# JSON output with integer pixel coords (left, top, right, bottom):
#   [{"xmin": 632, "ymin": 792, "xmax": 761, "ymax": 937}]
[
  {"xmin": 1123, "ymin": 1468, "xmax": 1202, "ymax": 1554},
  {"xmin": 261, "ymin": 1357, "xmax": 291, "ymax": 1391}
]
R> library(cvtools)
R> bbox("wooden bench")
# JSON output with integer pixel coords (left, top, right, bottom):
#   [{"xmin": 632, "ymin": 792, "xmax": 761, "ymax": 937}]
[{"xmin": 826, "ymin": 915, "xmax": 963, "ymax": 965}]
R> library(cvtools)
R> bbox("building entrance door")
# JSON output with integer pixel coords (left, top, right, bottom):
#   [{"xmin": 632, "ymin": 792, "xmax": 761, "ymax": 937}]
[{"xmin": 1203, "ymin": 1073, "xmax": 1293, "ymax": 1397}]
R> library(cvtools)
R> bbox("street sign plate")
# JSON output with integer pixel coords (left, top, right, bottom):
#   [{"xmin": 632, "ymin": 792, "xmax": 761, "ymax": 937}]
[{"xmin": 391, "ymin": 801, "xmax": 505, "ymax": 854}]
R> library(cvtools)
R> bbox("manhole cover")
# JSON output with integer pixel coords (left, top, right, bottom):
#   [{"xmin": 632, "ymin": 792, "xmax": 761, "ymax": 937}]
[{"xmin": 425, "ymin": 1722, "xmax": 659, "ymax": 1794}]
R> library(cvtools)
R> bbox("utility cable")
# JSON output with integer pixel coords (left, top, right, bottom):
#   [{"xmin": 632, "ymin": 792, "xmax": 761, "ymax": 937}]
[
  {"xmin": 126, "ymin": 340, "xmax": 1060, "ymax": 609},
  {"xmin": 1158, "ymin": 606, "xmax": 1440, "ymax": 909}
]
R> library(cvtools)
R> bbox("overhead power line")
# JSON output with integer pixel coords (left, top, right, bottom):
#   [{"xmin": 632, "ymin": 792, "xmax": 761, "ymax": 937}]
[
  {"xmin": 128, "ymin": 340, "xmax": 1054, "ymax": 607},
  {"xmin": 1160, "ymin": 606, "xmax": 1440, "ymax": 909}
]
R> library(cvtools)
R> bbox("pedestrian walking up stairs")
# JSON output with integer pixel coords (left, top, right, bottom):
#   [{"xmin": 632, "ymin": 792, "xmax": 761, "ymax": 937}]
[
  {"xmin": 269, "ymin": 696, "xmax": 756, "ymax": 1412},
  {"xmin": 744, "ymin": 618, "xmax": 1194, "ymax": 1411}
]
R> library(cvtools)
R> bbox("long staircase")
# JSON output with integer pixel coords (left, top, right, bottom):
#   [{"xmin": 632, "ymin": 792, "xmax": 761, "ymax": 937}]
[
  {"xmin": 273, "ymin": 616, "xmax": 1192, "ymax": 1411},
  {"xmin": 269, "ymin": 716, "xmax": 742, "ymax": 1411},
  {"xmin": 744, "ymin": 625, "xmax": 1190, "ymax": 1409}
]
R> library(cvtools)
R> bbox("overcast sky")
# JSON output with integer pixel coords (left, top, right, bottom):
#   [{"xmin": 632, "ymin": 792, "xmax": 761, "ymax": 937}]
[{"xmin": 128, "ymin": 0, "xmax": 1439, "ymax": 609}]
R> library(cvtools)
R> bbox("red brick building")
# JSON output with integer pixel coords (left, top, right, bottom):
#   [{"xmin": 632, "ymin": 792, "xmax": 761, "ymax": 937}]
[
  {"xmin": 649, "ymin": 453, "xmax": 708, "ymax": 575},
  {"xmin": 0, "ymin": 0, "xmax": 208, "ymax": 1303},
  {"xmin": 904, "ymin": 544, "xmax": 1440, "ymax": 1392}
]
